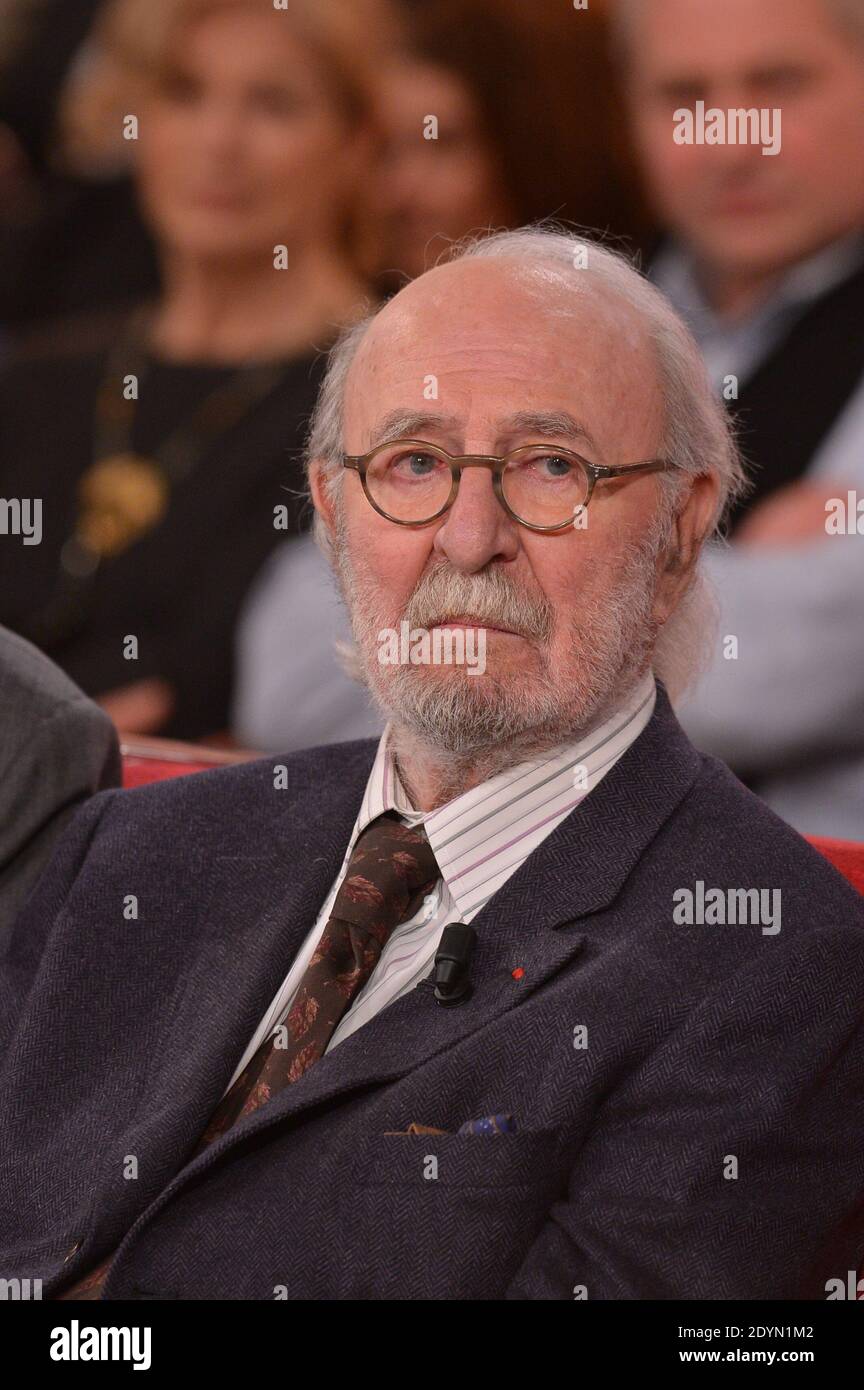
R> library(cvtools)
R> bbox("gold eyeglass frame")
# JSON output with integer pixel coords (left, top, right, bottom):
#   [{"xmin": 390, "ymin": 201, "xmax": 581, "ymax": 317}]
[{"xmin": 342, "ymin": 440, "xmax": 675, "ymax": 533}]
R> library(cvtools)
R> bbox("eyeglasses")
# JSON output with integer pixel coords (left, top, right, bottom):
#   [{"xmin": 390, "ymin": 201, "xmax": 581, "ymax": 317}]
[{"xmin": 342, "ymin": 440, "xmax": 674, "ymax": 532}]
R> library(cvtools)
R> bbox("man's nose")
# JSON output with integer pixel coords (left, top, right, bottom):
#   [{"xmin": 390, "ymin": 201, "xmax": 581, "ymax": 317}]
[{"xmin": 432, "ymin": 467, "xmax": 520, "ymax": 572}]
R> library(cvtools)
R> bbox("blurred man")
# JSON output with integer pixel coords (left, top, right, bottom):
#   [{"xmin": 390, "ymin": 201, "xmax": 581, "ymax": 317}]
[
  {"xmin": 2, "ymin": 231, "xmax": 864, "ymax": 1301},
  {"xmin": 0, "ymin": 625, "xmax": 120, "ymax": 950},
  {"xmin": 617, "ymin": 0, "xmax": 864, "ymax": 836}
]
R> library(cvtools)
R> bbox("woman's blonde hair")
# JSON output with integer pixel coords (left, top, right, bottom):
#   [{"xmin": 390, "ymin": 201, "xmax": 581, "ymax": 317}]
[{"xmin": 58, "ymin": 0, "xmax": 399, "ymax": 172}]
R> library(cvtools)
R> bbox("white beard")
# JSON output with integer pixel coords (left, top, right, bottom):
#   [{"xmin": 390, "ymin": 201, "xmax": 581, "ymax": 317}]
[{"xmin": 327, "ymin": 506, "xmax": 664, "ymax": 765}]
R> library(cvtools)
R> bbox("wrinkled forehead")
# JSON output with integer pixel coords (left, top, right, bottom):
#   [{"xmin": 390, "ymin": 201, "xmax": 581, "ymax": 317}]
[{"xmin": 344, "ymin": 260, "xmax": 665, "ymax": 460}]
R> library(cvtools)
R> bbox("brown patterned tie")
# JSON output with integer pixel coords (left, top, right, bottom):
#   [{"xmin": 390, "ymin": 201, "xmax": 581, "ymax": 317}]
[{"xmin": 57, "ymin": 812, "xmax": 439, "ymax": 1300}]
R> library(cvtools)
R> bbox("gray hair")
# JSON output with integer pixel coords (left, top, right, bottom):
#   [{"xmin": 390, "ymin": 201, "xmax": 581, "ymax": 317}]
[
  {"xmin": 308, "ymin": 225, "xmax": 746, "ymax": 522},
  {"xmin": 306, "ymin": 225, "xmax": 749, "ymax": 698},
  {"xmin": 611, "ymin": 0, "xmax": 864, "ymax": 56}
]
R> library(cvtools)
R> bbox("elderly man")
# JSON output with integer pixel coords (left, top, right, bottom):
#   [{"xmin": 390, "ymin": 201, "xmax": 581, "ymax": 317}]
[
  {"xmin": 2, "ymin": 230, "xmax": 863, "ymax": 1302},
  {"xmin": 616, "ymin": 0, "xmax": 864, "ymax": 836}
]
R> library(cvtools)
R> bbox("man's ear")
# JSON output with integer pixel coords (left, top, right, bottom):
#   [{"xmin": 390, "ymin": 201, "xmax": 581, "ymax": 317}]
[
  {"xmin": 653, "ymin": 472, "xmax": 721, "ymax": 623},
  {"xmin": 673, "ymin": 472, "xmax": 721, "ymax": 570},
  {"xmin": 309, "ymin": 459, "xmax": 337, "ymax": 537}
]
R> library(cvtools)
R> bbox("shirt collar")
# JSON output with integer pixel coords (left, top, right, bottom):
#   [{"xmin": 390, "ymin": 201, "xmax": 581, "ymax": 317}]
[
  {"xmin": 353, "ymin": 671, "xmax": 657, "ymax": 921},
  {"xmin": 654, "ymin": 232, "xmax": 864, "ymax": 339}
]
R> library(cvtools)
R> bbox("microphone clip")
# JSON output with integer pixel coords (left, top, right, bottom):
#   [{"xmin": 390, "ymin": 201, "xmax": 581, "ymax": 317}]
[{"xmin": 431, "ymin": 922, "xmax": 476, "ymax": 1006}]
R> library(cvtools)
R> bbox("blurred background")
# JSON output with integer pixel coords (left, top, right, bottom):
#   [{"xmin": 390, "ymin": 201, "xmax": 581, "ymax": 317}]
[{"xmin": 1, "ymin": 0, "xmax": 862, "ymax": 837}]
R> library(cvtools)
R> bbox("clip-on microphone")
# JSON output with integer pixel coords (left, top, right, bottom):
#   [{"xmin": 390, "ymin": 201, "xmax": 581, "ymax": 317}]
[{"xmin": 432, "ymin": 922, "xmax": 476, "ymax": 1005}]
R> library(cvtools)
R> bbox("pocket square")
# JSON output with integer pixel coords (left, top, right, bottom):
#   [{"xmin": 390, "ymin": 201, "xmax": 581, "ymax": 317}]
[
  {"xmin": 383, "ymin": 1112, "xmax": 516, "ymax": 1136},
  {"xmin": 457, "ymin": 1112, "xmax": 516, "ymax": 1136}
]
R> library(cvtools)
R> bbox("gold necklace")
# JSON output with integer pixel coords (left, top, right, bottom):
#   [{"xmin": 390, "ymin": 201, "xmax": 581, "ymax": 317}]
[
  {"xmin": 26, "ymin": 305, "xmax": 294, "ymax": 647},
  {"xmin": 65, "ymin": 304, "xmax": 288, "ymax": 569}
]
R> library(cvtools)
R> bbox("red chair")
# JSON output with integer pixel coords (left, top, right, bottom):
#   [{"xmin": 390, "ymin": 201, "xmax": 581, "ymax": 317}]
[
  {"xmin": 121, "ymin": 735, "xmax": 257, "ymax": 788},
  {"xmin": 121, "ymin": 748, "xmax": 864, "ymax": 894},
  {"xmin": 806, "ymin": 836, "xmax": 864, "ymax": 897}
]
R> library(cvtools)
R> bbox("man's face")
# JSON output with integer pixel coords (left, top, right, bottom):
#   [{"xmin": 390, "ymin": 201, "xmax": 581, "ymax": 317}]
[
  {"xmin": 313, "ymin": 258, "xmax": 686, "ymax": 757},
  {"xmin": 627, "ymin": 0, "xmax": 864, "ymax": 279}
]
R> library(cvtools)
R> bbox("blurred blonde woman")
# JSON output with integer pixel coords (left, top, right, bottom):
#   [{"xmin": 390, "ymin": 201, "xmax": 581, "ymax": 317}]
[{"xmin": 0, "ymin": 0, "xmax": 397, "ymax": 739}]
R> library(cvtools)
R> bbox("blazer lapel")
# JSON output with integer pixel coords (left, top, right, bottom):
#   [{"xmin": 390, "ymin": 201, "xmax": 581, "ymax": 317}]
[
  {"xmin": 131, "ymin": 741, "xmax": 379, "ymax": 1149},
  {"xmin": 164, "ymin": 686, "xmax": 703, "ymax": 1180}
]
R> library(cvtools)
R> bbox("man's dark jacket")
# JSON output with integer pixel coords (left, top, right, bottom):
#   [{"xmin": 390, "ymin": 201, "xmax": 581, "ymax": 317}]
[{"xmin": 1, "ymin": 688, "xmax": 863, "ymax": 1300}]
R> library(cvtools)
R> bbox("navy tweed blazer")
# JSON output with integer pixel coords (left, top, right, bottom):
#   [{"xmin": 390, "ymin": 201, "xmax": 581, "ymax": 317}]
[{"xmin": 1, "ymin": 688, "xmax": 864, "ymax": 1299}]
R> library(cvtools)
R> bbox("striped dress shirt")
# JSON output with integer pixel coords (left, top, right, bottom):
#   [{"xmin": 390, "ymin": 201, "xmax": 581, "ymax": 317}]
[{"xmin": 223, "ymin": 671, "xmax": 656, "ymax": 1091}]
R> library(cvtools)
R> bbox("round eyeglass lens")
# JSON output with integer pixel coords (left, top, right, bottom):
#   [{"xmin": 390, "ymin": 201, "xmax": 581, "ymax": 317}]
[
  {"xmin": 502, "ymin": 449, "xmax": 589, "ymax": 527},
  {"xmin": 364, "ymin": 444, "xmax": 590, "ymax": 526},
  {"xmin": 366, "ymin": 445, "xmax": 453, "ymax": 521}
]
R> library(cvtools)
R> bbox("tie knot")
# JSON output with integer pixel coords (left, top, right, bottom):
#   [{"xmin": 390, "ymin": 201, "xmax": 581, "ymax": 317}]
[{"xmin": 332, "ymin": 811, "xmax": 440, "ymax": 931}]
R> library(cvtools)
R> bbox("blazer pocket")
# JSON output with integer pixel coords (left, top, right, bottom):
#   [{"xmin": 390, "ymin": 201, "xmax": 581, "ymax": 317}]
[
  {"xmin": 350, "ymin": 1129, "xmax": 564, "ymax": 1191},
  {"xmin": 328, "ymin": 1131, "xmax": 570, "ymax": 1298}
]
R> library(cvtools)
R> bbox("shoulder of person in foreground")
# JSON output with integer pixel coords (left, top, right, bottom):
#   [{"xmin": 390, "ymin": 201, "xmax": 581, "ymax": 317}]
[
  {"xmin": 0, "ymin": 626, "xmax": 120, "ymax": 946},
  {"xmin": 0, "ymin": 733, "xmax": 379, "ymax": 1029}
]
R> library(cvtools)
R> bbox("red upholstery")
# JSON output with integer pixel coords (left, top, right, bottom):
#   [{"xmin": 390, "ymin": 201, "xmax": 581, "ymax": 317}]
[
  {"xmin": 120, "ymin": 747, "xmax": 864, "ymax": 898},
  {"xmin": 807, "ymin": 836, "xmax": 864, "ymax": 897},
  {"xmin": 122, "ymin": 757, "xmax": 210, "ymax": 787},
  {"xmin": 121, "ymin": 737, "xmax": 256, "ymax": 788}
]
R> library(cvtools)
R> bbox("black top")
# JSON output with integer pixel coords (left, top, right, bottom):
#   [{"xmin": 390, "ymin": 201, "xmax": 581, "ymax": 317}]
[
  {"xmin": 726, "ymin": 252, "xmax": 864, "ymax": 532},
  {"xmin": 0, "ymin": 179, "xmax": 160, "ymax": 330},
  {"xmin": 0, "ymin": 337, "xmax": 326, "ymax": 738}
]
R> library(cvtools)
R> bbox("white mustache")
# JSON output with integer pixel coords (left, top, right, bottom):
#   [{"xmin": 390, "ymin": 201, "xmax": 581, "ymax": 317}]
[{"xmin": 403, "ymin": 565, "xmax": 553, "ymax": 641}]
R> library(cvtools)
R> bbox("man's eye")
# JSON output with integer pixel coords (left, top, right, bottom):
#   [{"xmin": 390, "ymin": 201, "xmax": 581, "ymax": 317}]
[
  {"xmin": 547, "ymin": 455, "xmax": 573, "ymax": 477},
  {"xmin": 530, "ymin": 454, "xmax": 574, "ymax": 480},
  {"xmin": 391, "ymin": 452, "xmax": 441, "ymax": 477},
  {"xmin": 754, "ymin": 68, "xmax": 814, "ymax": 98},
  {"xmin": 657, "ymin": 83, "xmax": 705, "ymax": 109}
]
